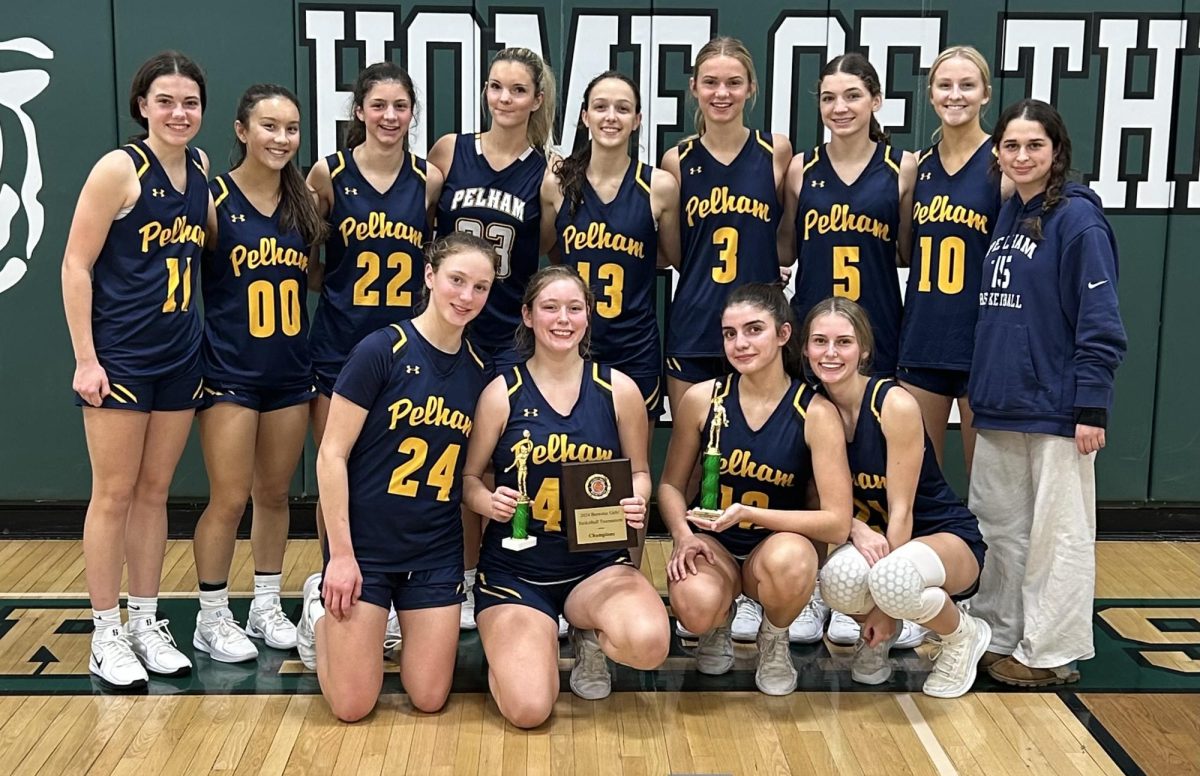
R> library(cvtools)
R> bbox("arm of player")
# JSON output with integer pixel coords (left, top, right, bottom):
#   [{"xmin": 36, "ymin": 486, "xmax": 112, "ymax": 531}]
[
  {"xmin": 771, "ymin": 133, "xmax": 794, "ymax": 271},
  {"xmin": 305, "ymin": 158, "xmax": 334, "ymax": 293},
  {"xmin": 539, "ymin": 165, "xmax": 563, "ymax": 264},
  {"xmin": 315, "ymin": 394, "xmax": 370, "ymax": 619},
  {"xmin": 423, "ymin": 162, "xmax": 445, "ymax": 231},
  {"xmin": 880, "ymin": 387, "xmax": 923, "ymax": 549},
  {"xmin": 463, "ymin": 376, "xmax": 518, "ymax": 522},
  {"xmin": 778, "ymin": 154, "xmax": 805, "ymax": 279},
  {"xmin": 895, "ymin": 150, "xmax": 918, "ymax": 268},
  {"xmin": 659, "ymin": 381, "xmax": 718, "ymax": 580},
  {"xmin": 61, "ymin": 150, "xmax": 140, "ymax": 406},
  {"xmin": 650, "ymin": 168, "xmax": 681, "ymax": 270},
  {"xmin": 611, "ymin": 369, "xmax": 650, "ymax": 529}
]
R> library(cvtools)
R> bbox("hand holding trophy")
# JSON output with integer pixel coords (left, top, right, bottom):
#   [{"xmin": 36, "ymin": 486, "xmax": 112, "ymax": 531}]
[
  {"xmin": 687, "ymin": 381, "xmax": 727, "ymax": 527},
  {"xmin": 502, "ymin": 430, "xmax": 538, "ymax": 551}
]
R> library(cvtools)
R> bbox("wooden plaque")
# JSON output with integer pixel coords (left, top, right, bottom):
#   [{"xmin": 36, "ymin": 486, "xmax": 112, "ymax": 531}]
[{"xmin": 560, "ymin": 459, "xmax": 637, "ymax": 553}]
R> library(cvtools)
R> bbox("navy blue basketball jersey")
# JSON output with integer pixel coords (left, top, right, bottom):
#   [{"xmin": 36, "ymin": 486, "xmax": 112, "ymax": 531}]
[
  {"xmin": 900, "ymin": 142, "xmax": 1002, "ymax": 371},
  {"xmin": 846, "ymin": 377, "xmax": 974, "ymax": 533},
  {"xmin": 556, "ymin": 161, "xmax": 660, "ymax": 379},
  {"xmin": 333, "ymin": 319, "xmax": 488, "ymax": 571},
  {"xmin": 309, "ymin": 149, "xmax": 429, "ymax": 378},
  {"xmin": 667, "ymin": 131, "xmax": 781, "ymax": 359},
  {"xmin": 691, "ymin": 376, "xmax": 815, "ymax": 557},
  {"xmin": 792, "ymin": 143, "xmax": 903, "ymax": 375},
  {"xmin": 481, "ymin": 362, "xmax": 624, "ymax": 580},
  {"xmin": 91, "ymin": 139, "xmax": 207, "ymax": 379},
  {"xmin": 435, "ymin": 134, "xmax": 546, "ymax": 354},
  {"xmin": 202, "ymin": 174, "xmax": 311, "ymax": 388}
]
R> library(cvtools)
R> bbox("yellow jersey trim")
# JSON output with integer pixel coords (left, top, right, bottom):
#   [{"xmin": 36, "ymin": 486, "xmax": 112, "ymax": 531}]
[
  {"xmin": 793, "ymin": 384, "xmax": 808, "ymax": 419},
  {"xmin": 756, "ymin": 130, "xmax": 775, "ymax": 155},
  {"xmin": 464, "ymin": 339, "xmax": 485, "ymax": 371},
  {"xmin": 410, "ymin": 152, "xmax": 426, "ymax": 183},
  {"xmin": 390, "ymin": 323, "xmax": 408, "ymax": 353},
  {"xmin": 125, "ymin": 144, "xmax": 150, "ymax": 179},
  {"xmin": 635, "ymin": 162, "xmax": 652, "ymax": 195},
  {"xmin": 192, "ymin": 380, "xmax": 205, "ymax": 401},
  {"xmin": 330, "ymin": 151, "xmax": 346, "ymax": 179},
  {"xmin": 918, "ymin": 148, "xmax": 934, "ymax": 166},
  {"xmin": 870, "ymin": 378, "xmax": 891, "ymax": 422},
  {"xmin": 110, "ymin": 383, "xmax": 138, "ymax": 404},
  {"xmin": 678, "ymin": 139, "xmax": 694, "ymax": 162},
  {"xmin": 644, "ymin": 378, "xmax": 661, "ymax": 408},
  {"xmin": 802, "ymin": 146, "xmax": 821, "ymax": 174},
  {"xmin": 592, "ymin": 362, "xmax": 612, "ymax": 392},
  {"xmin": 212, "ymin": 176, "xmax": 230, "ymax": 208},
  {"xmin": 506, "ymin": 366, "xmax": 523, "ymax": 397},
  {"xmin": 884, "ymin": 145, "xmax": 901, "ymax": 175}
]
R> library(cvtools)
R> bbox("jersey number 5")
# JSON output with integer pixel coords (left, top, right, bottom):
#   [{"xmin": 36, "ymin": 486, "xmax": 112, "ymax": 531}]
[
  {"xmin": 387, "ymin": 439, "xmax": 461, "ymax": 502},
  {"xmin": 832, "ymin": 247, "xmax": 860, "ymax": 301}
]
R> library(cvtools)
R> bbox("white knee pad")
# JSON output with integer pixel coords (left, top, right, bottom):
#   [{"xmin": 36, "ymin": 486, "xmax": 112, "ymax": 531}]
[
  {"xmin": 867, "ymin": 541, "xmax": 947, "ymax": 623},
  {"xmin": 819, "ymin": 544, "xmax": 873, "ymax": 615}
]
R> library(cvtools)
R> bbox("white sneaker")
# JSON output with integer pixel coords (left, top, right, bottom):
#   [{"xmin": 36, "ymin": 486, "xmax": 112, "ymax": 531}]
[
  {"xmin": 827, "ymin": 611, "xmax": 861, "ymax": 645},
  {"xmin": 789, "ymin": 588, "xmax": 830, "ymax": 644},
  {"xmin": 461, "ymin": 587, "xmax": 477, "ymax": 630},
  {"xmin": 126, "ymin": 616, "xmax": 192, "ymax": 676},
  {"xmin": 569, "ymin": 627, "xmax": 612, "ymax": 700},
  {"xmin": 895, "ymin": 621, "xmax": 929, "ymax": 650},
  {"xmin": 923, "ymin": 614, "xmax": 992, "ymax": 699},
  {"xmin": 194, "ymin": 608, "xmax": 258, "ymax": 663},
  {"xmin": 851, "ymin": 631, "xmax": 899, "ymax": 685},
  {"xmin": 675, "ymin": 619, "xmax": 697, "ymax": 639},
  {"xmin": 296, "ymin": 572, "xmax": 322, "ymax": 671},
  {"xmin": 755, "ymin": 622, "xmax": 797, "ymax": 695},
  {"xmin": 90, "ymin": 624, "xmax": 149, "ymax": 689},
  {"xmin": 558, "ymin": 614, "xmax": 569, "ymax": 639},
  {"xmin": 384, "ymin": 609, "xmax": 402, "ymax": 659},
  {"xmin": 731, "ymin": 595, "xmax": 762, "ymax": 642},
  {"xmin": 696, "ymin": 607, "xmax": 735, "ymax": 675},
  {"xmin": 245, "ymin": 595, "xmax": 299, "ymax": 650}
]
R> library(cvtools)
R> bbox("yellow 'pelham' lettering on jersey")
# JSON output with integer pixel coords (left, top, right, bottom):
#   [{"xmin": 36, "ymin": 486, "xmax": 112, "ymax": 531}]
[
  {"xmin": 229, "ymin": 237, "xmax": 309, "ymax": 278},
  {"xmin": 139, "ymin": 216, "xmax": 206, "ymax": 254},
  {"xmin": 561, "ymin": 222, "xmax": 645, "ymax": 259},
  {"xmin": 721, "ymin": 449, "xmax": 795, "ymax": 488},
  {"xmin": 854, "ymin": 471, "xmax": 887, "ymax": 490},
  {"xmin": 685, "ymin": 187, "xmax": 771, "ymax": 227},
  {"xmin": 338, "ymin": 212, "xmax": 423, "ymax": 247},
  {"xmin": 388, "ymin": 395, "xmax": 473, "ymax": 437},
  {"xmin": 530, "ymin": 433, "xmax": 614, "ymax": 465},
  {"xmin": 802, "ymin": 204, "xmax": 890, "ymax": 241},
  {"xmin": 912, "ymin": 195, "xmax": 989, "ymax": 235}
]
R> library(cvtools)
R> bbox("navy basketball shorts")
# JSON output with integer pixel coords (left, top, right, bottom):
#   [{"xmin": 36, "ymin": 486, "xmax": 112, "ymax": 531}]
[
  {"xmin": 473, "ymin": 554, "xmax": 634, "ymax": 621},
  {"xmin": 75, "ymin": 361, "xmax": 204, "ymax": 412},
  {"xmin": 896, "ymin": 366, "xmax": 970, "ymax": 399},
  {"xmin": 631, "ymin": 373, "xmax": 665, "ymax": 421},
  {"xmin": 664, "ymin": 355, "xmax": 732, "ymax": 385},
  {"xmin": 323, "ymin": 563, "xmax": 467, "ymax": 612},
  {"xmin": 200, "ymin": 380, "xmax": 317, "ymax": 413}
]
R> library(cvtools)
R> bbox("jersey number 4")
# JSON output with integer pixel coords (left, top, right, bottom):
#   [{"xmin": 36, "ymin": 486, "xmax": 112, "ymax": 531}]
[{"xmin": 387, "ymin": 439, "xmax": 461, "ymax": 502}]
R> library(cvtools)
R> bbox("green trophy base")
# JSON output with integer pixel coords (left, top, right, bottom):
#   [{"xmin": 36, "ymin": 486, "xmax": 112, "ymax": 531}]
[{"xmin": 502, "ymin": 536, "xmax": 538, "ymax": 551}]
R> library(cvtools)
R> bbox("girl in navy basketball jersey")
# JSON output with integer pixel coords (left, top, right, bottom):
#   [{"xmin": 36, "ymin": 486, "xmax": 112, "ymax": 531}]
[
  {"xmin": 899, "ymin": 47, "xmax": 1008, "ymax": 473},
  {"xmin": 306, "ymin": 63, "xmax": 444, "ymax": 642},
  {"xmin": 661, "ymin": 284, "xmax": 851, "ymax": 696},
  {"xmin": 785, "ymin": 53, "xmax": 917, "ymax": 378},
  {"xmin": 429, "ymin": 47, "xmax": 557, "ymax": 630},
  {"xmin": 62, "ymin": 52, "xmax": 211, "ymax": 689},
  {"xmin": 190, "ymin": 85, "xmax": 328, "ymax": 665},
  {"xmin": 463, "ymin": 266, "xmax": 669, "ymax": 727},
  {"xmin": 804, "ymin": 298, "xmax": 991, "ymax": 699},
  {"xmin": 542, "ymin": 70, "xmax": 680, "ymax": 422},
  {"xmin": 297, "ymin": 234, "xmax": 497, "ymax": 722},
  {"xmin": 661, "ymin": 37, "xmax": 792, "ymax": 418}
]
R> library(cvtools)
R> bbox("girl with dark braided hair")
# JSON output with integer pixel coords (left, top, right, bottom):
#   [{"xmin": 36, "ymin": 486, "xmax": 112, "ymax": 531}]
[{"xmin": 968, "ymin": 99, "xmax": 1126, "ymax": 687}]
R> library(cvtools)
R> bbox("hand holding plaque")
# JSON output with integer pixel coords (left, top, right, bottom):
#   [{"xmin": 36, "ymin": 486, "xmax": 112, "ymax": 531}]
[
  {"xmin": 687, "ymin": 381, "xmax": 727, "ymax": 525},
  {"xmin": 502, "ymin": 430, "xmax": 538, "ymax": 551},
  {"xmin": 560, "ymin": 459, "xmax": 637, "ymax": 552}
]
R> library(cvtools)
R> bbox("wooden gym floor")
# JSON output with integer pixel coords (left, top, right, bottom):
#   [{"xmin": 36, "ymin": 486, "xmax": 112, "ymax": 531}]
[{"xmin": 0, "ymin": 538, "xmax": 1197, "ymax": 775}]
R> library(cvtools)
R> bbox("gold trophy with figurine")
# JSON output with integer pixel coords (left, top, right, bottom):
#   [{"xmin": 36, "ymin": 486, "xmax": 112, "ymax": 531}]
[{"xmin": 502, "ymin": 430, "xmax": 538, "ymax": 551}]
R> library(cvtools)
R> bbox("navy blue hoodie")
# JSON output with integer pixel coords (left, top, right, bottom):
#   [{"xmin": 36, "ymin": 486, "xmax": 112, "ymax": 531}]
[{"xmin": 968, "ymin": 182, "xmax": 1126, "ymax": 437}]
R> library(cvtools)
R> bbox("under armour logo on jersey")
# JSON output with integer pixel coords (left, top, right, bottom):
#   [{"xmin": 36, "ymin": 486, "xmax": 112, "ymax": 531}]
[
  {"xmin": 522, "ymin": 408, "xmax": 538, "ymax": 417},
  {"xmin": 230, "ymin": 214, "xmax": 246, "ymax": 222},
  {"xmin": 405, "ymin": 365, "xmax": 420, "ymax": 374},
  {"xmin": 919, "ymin": 172, "xmax": 933, "ymax": 181},
  {"xmin": 152, "ymin": 188, "xmax": 165, "ymax": 197},
  {"xmin": 810, "ymin": 180, "xmax": 825, "ymax": 188},
  {"xmin": 689, "ymin": 166, "xmax": 702, "ymax": 175},
  {"xmin": 344, "ymin": 186, "xmax": 358, "ymax": 196}
]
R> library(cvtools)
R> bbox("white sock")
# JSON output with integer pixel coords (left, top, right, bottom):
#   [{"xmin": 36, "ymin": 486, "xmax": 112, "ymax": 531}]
[
  {"xmin": 464, "ymin": 567, "xmax": 477, "ymax": 586},
  {"xmin": 761, "ymin": 617, "xmax": 788, "ymax": 634},
  {"xmin": 92, "ymin": 606, "xmax": 121, "ymax": 636},
  {"xmin": 943, "ymin": 609, "xmax": 971, "ymax": 643},
  {"xmin": 199, "ymin": 587, "xmax": 230, "ymax": 619},
  {"xmin": 252, "ymin": 573, "xmax": 282, "ymax": 609},
  {"xmin": 126, "ymin": 595, "xmax": 157, "ymax": 626}
]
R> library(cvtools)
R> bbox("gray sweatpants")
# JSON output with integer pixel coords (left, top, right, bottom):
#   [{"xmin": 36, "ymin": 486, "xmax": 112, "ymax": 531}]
[{"xmin": 968, "ymin": 429, "xmax": 1097, "ymax": 668}]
